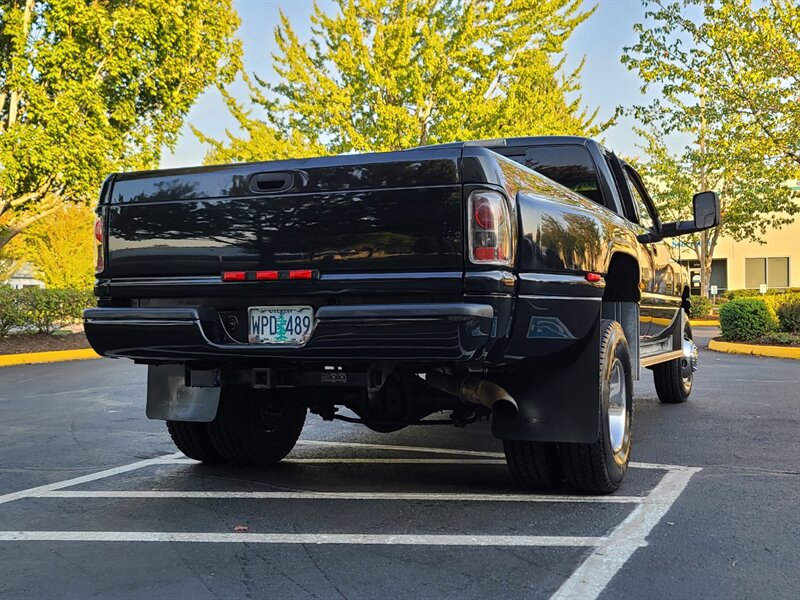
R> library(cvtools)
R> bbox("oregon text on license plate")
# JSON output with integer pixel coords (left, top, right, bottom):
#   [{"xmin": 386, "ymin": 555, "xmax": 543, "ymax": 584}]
[{"xmin": 248, "ymin": 306, "xmax": 314, "ymax": 344}]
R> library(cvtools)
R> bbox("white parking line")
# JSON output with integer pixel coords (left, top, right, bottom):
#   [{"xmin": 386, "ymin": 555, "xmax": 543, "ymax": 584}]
[
  {"xmin": 164, "ymin": 457, "xmax": 507, "ymax": 465},
  {"xmin": 630, "ymin": 461, "xmax": 696, "ymax": 471},
  {"xmin": 35, "ymin": 490, "xmax": 645, "ymax": 504},
  {"xmin": 0, "ymin": 531, "xmax": 605, "ymax": 547},
  {"xmin": 0, "ymin": 443, "xmax": 692, "ymax": 507},
  {"xmin": 297, "ymin": 439, "xmax": 506, "ymax": 458},
  {"xmin": 551, "ymin": 466, "xmax": 701, "ymax": 600},
  {"xmin": 0, "ymin": 439, "xmax": 700, "ymax": 600},
  {"xmin": 0, "ymin": 452, "xmax": 182, "ymax": 505},
  {"xmin": 290, "ymin": 458, "xmax": 505, "ymax": 464},
  {"xmin": 167, "ymin": 455, "xmax": 699, "ymax": 472},
  {"xmin": 297, "ymin": 441, "xmax": 694, "ymax": 472}
]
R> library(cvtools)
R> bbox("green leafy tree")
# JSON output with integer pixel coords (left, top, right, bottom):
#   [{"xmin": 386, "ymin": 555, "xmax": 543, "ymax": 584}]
[
  {"xmin": 196, "ymin": 0, "xmax": 611, "ymax": 162},
  {"xmin": 622, "ymin": 0, "xmax": 800, "ymax": 296},
  {"xmin": 0, "ymin": 252, "xmax": 19, "ymax": 281},
  {"xmin": 14, "ymin": 203, "xmax": 95, "ymax": 289},
  {"xmin": 0, "ymin": 0, "xmax": 242, "ymax": 249}
]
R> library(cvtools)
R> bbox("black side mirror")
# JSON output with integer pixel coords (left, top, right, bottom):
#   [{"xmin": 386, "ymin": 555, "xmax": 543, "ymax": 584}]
[
  {"xmin": 661, "ymin": 191, "xmax": 720, "ymax": 237},
  {"xmin": 692, "ymin": 191, "xmax": 720, "ymax": 230}
]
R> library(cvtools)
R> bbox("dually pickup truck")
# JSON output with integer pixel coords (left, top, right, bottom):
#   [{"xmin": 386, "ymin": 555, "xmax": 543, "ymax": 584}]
[{"xmin": 84, "ymin": 136, "xmax": 719, "ymax": 494}]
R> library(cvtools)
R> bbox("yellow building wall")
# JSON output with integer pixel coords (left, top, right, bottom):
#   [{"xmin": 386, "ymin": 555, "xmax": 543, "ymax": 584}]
[{"xmin": 712, "ymin": 216, "xmax": 800, "ymax": 290}]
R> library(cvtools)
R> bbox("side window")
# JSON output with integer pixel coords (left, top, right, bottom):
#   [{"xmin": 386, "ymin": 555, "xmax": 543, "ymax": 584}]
[
  {"xmin": 604, "ymin": 153, "xmax": 636, "ymax": 220},
  {"xmin": 624, "ymin": 170, "xmax": 654, "ymax": 230}
]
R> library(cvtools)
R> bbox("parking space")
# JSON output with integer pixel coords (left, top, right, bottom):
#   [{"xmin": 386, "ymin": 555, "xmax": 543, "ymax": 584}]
[
  {"xmin": 0, "ymin": 435, "xmax": 698, "ymax": 599},
  {"xmin": 1, "ymin": 344, "xmax": 798, "ymax": 599}
]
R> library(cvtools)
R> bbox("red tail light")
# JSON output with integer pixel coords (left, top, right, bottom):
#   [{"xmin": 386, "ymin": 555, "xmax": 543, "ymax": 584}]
[
  {"xmin": 289, "ymin": 269, "xmax": 314, "ymax": 280},
  {"xmin": 221, "ymin": 269, "xmax": 319, "ymax": 282},
  {"xmin": 221, "ymin": 271, "xmax": 246, "ymax": 281},
  {"xmin": 94, "ymin": 214, "xmax": 104, "ymax": 273},
  {"xmin": 474, "ymin": 201, "xmax": 495, "ymax": 230},
  {"xmin": 468, "ymin": 190, "xmax": 512, "ymax": 266},
  {"xmin": 586, "ymin": 272, "xmax": 603, "ymax": 283}
]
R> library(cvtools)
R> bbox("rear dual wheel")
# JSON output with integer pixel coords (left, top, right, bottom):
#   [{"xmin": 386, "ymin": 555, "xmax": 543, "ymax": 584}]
[
  {"xmin": 503, "ymin": 319, "xmax": 633, "ymax": 494},
  {"xmin": 653, "ymin": 322, "xmax": 695, "ymax": 404},
  {"xmin": 166, "ymin": 420, "xmax": 223, "ymax": 463},
  {"xmin": 166, "ymin": 387, "xmax": 307, "ymax": 466},
  {"xmin": 503, "ymin": 440, "xmax": 563, "ymax": 490}
]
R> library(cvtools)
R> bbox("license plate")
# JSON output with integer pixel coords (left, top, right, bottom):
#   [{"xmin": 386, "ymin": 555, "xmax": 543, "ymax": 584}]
[{"xmin": 248, "ymin": 306, "xmax": 314, "ymax": 344}]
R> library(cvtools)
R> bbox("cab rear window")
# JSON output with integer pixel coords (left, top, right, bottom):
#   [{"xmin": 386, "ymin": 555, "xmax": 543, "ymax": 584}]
[{"xmin": 505, "ymin": 146, "xmax": 603, "ymax": 205}]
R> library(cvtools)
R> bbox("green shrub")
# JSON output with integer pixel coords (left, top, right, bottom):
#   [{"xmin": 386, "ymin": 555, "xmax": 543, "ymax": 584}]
[
  {"xmin": 725, "ymin": 288, "xmax": 800, "ymax": 301},
  {"xmin": 723, "ymin": 290, "xmax": 800, "ymax": 325},
  {"xmin": 689, "ymin": 295, "xmax": 713, "ymax": 319},
  {"xmin": 17, "ymin": 287, "xmax": 94, "ymax": 334},
  {"xmin": 59, "ymin": 288, "xmax": 95, "ymax": 321},
  {"xmin": 0, "ymin": 286, "xmax": 26, "ymax": 337},
  {"xmin": 724, "ymin": 289, "xmax": 761, "ymax": 300},
  {"xmin": 17, "ymin": 205, "xmax": 96, "ymax": 290},
  {"xmin": 759, "ymin": 331, "xmax": 800, "ymax": 346},
  {"xmin": 719, "ymin": 298, "xmax": 776, "ymax": 341},
  {"xmin": 18, "ymin": 288, "xmax": 66, "ymax": 334},
  {"xmin": 777, "ymin": 300, "xmax": 800, "ymax": 334},
  {"xmin": 763, "ymin": 291, "xmax": 800, "ymax": 319}
]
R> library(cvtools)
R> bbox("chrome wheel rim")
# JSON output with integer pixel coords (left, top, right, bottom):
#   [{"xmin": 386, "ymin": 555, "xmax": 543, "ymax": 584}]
[
  {"xmin": 608, "ymin": 358, "xmax": 627, "ymax": 454},
  {"xmin": 681, "ymin": 332, "xmax": 698, "ymax": 392}
]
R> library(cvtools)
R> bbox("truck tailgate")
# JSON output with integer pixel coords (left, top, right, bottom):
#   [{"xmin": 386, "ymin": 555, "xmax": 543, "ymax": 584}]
[{"xmin": 105, "ymin": 149, "xmax": 463, "ymax": 278}]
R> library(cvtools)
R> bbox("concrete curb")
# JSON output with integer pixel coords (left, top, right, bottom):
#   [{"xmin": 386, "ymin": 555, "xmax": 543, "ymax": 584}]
[
  {"xmin": 0, "ymin": 348, "xmax": 100, "ymax": 367},
  {"xmin": 708, "ymin": 339, "xmax": 800, "ymax": 360},
  {"xmin": 689, "ymin": 319, "xmax": 719, "ymax": 327}
]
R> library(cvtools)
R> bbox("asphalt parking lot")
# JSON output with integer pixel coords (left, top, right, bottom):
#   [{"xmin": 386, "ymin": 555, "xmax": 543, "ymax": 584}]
[{"xmin": 1, "ymin": 329, "xmax": 798, "ymax": 600}]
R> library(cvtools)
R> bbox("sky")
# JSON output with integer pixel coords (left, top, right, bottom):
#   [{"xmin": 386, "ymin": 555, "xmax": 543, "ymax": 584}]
[{"xmin": 161, "ymin": 0, "xmax": 658, "ymax": 169}]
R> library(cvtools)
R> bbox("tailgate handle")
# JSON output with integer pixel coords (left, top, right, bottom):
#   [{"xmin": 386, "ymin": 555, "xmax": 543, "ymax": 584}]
[{"xmin": 250, "ymin": 172, "xmax": 293, "ymax": 193}]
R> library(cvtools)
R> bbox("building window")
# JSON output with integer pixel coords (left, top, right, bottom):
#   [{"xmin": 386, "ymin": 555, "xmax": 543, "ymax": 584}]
[
  {"xmin": 710, "ymin": 258, "xmax": 728, "ymax": 291},
  {"xmin": 744, "ymin": 258, "xmax": 765, "ymax": 289},
  {"xmin": 767, "ymin": 257, "xmax": 790, "ymax": 288},
  {"xmin": 744, "ymin": 257, "xmax": 789, "ymax": 289}
]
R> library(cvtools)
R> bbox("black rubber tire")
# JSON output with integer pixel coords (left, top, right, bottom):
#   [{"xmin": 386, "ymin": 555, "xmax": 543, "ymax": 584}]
[
  {"xmin": 503, "ymin": 440, "xmax": 563, "ymax": 491},
  {"xmin": 557, "ymin": 319, "xmax": 633, "ymax": 494},
  {"xmin": 166, "ymin": 421, "xmax": 224, "ymax": 463},
  {"xmin": 208, "ymin": 387, "xmax": 307, "ymax": 466},
  {"xmin": 653, "ymin": 322, "xmax": 693, "ymax": 404}
]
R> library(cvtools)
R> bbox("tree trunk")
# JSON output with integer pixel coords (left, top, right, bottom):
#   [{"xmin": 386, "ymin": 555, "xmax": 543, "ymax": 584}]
[
  {"xmin": 6, "ymin": 0, "xmax": 36, "ymax": 129},
  {"xmin": 697, "ymin": 81, "xmax": 709, "ymax": 296},
  {"xmin": 0, "ymin": 202, "xmax": 61, "ymax": 250},
  {"xmin": 701, "ymin": 251, "xmax": 712, "ymax": 298},
  {"xmin": 696, "ymin": 225, "xmax": 721, "ymax": 299},
  {"xmin": 699, "ymin": 230, "xmax": 708, "ymax": 297}
]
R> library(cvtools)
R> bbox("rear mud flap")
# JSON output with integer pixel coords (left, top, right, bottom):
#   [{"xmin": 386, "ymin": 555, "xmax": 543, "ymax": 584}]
[
  {"xmin": 491, "ymin": 314, "xmax": 601, "ymax": 444},
  {"xmin": 146, "ymin": 365, "xmax": 220, "ymax": 422}
]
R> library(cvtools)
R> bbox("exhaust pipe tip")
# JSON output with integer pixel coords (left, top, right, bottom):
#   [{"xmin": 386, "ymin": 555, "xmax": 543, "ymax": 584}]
[
  {"xmin": 493, "ymin": 399, "xmax": 518, "ymax": 419},
  {"xmin": 426, "ymin": 371, "xmax": 518, "ymax": 417}
]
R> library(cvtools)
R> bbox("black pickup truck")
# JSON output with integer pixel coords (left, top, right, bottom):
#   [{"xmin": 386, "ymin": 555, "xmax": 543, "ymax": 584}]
[{"xmin": 84, "ymin": 136, "xmax": 719, "ymax": 494}]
